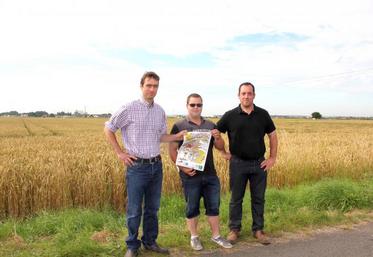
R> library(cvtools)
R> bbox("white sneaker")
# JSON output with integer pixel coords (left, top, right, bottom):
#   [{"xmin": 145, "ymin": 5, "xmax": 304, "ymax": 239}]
[
  {"xmin": 190, "ymin": 236, "xmax": 203, "ymax": 251},
  {"xmin": 211, "ymin": 236, "xmax": 233, "ymax": 249}
]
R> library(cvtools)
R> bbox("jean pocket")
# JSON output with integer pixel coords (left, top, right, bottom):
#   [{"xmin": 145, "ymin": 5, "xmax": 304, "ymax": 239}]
[
  {"xmin": 131, "ymin": 161, "xmax": 142, "ymax": 167},
  {"xmin": 126, "ymin": 162, "xmax": 142, "ymax": 174}
]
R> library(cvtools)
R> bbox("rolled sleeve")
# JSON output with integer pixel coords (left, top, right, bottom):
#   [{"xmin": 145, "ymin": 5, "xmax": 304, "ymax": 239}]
[
  {"xmin": 104, "ymin": 105, "xmax": 129, "ymax": 132},
  {"xmin": 104, "ymin": 120, "xmax": 118, "ymax": 133}
]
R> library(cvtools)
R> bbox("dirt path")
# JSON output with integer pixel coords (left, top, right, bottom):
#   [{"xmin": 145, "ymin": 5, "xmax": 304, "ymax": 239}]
[{"xmin": 196, "ymin": 222, "xmax": 373, "ymax": 257}]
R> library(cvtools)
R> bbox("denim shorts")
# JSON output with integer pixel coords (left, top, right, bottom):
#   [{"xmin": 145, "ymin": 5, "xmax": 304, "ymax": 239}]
[{"xmin": 180, "ymin": 174, "xmax": 220, "ymax": 219}]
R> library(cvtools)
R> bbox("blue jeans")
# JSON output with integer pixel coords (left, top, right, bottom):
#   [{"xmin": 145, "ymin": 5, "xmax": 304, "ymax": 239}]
[
  {"xmin": 180, "ymin": 173, "xmax": 220, "ymax": 219},
  {"xmin": 125, "ymin": 160, "xmax": 163, "ymax": 250}
]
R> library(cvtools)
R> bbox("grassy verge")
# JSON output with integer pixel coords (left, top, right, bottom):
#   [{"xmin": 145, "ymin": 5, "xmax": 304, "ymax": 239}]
[{"xmin": 1, "ymin": 178, "xmax": 373, "ymax": 257}]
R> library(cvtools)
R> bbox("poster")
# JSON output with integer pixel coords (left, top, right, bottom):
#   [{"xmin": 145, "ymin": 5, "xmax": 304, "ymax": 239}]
[{"xmin": 176, "ymin": 131, "xmax": 211, "ymax": 171}]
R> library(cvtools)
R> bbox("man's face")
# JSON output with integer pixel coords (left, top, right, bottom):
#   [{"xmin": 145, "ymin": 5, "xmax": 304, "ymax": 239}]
[
  {"xmin": 239, "ymin": 85, "xmax": 255, "ymax": 108},
  {"xmin": 187, "ymin": 97, "xmax": 203, "ymax": 118},
  {"xmin": 140, "ymin": 77, "xmax": 159, "ymax": 101}
]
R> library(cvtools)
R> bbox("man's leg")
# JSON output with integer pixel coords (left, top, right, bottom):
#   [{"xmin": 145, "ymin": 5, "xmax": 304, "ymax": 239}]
[
  {"xmin": 125, "ymin": 164, "xmax": 147, "ymax": 251},
  {"xmin": 181, "ymin": 174, "xmax": 202, "ymax": 231},
  {"xmin": 204, "ymin": 175, "xmax": 232, "ymax": 248},
  {"xmin": 141, "ymin": 161, "xmax": 170, "ymax": 254},
  {"xmin": 207, "ymin": 216, "xmax": 219, "ymax": 238},
  {"xmin": 181, "ymin": 174, "xmax": 203, "ymax": 250},
  {"xmin": 188, "ymin": 217, "xmax": 203, "ymax": 251},
  {"xmin": 229, "ymin": 159, "xmax": 249, "ymax": 232},
  {"xmin": 202, "ymin": 175, "xmax": 221, "ymax": 237},
  {"xmin": 248, "ymin": 163, "xmax": 267, "ymax": 233},
  {"xmin": 142, "ymin": 161, "xmax": 163, "ymax": 246},
  {"xmin": 187, "ymin": 217, "xmax": 199, "ymax": 236}
]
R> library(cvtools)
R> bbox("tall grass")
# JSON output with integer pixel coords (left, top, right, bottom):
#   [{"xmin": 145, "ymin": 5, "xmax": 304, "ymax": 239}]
[
  {"xmin": 0, "ymin": 117, "xmax": 372, "ymax": 218},
  {"xmin": 0, "ymin": 178, "xmax": 372, "ymax": 257}
]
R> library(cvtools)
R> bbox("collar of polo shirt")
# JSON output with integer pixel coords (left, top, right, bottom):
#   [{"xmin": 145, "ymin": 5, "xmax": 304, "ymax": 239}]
[{"xmin": 238, "ymin": 104, "xmax": 257, "ymax": 114}]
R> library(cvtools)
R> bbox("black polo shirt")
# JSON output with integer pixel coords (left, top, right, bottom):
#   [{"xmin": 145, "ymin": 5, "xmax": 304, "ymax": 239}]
[
  {"xmin": 170, "ymin": 117, "xmax": 216, "ymax": 175},
  {"xmin": 217, "ymin": 104, "xmax": 276, "ymax": 160}
]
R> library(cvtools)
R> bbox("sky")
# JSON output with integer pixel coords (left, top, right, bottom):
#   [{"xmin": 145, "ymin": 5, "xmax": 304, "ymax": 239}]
[{"xmin": 1, "ymin": 0, "xmax": 373, "ymax": 117}]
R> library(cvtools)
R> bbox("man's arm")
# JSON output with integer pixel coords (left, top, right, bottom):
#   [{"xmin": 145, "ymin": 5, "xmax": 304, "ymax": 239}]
[
  {"xmin": 160, "ymin": 130, "xmax": 187, "ymax": 142},
  {"xmin": 216, "ymin": 112, "xmax": 228, "ymax": 134},
  {"xmin": 260, "ymin": 130, "xmax": 278, "ymax": 171},
  {"xmin": 168, "ymin": 142, "xmax": 178, "ymax": 163},
  {"xmin": 268, "ymin": 130, "xmax": 278, "ymax": 160},
  {"xmin": 211, "ymin": 129, "xmax": 231, "ymax": 160},
  {"xmin": 103, "ymin": 126, "xmax": 137, "ymax": 166}
]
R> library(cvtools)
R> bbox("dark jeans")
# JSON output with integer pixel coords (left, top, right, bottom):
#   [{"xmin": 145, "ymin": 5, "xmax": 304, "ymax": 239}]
[
  {"xmin": 229, "ymin": 156, "xmax": 267, "ymax": 232},
  {"xmin": 125, "ymin": 160, "xmax": 163, "ymax": 250},
  {"xmin": 180, "ymin": 173, "xmax": 220, "ymax": 218}
]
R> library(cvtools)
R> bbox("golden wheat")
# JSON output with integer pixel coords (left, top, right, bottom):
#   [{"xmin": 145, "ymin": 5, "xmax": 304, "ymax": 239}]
[{"xmin": 0, "ymin": 117, "xmax": 372, "ymax": 218}]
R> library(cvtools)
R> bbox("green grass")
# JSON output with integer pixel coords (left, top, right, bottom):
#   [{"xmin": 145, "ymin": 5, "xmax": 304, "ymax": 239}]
[{"xmin": 1, "ymin": 178, "xmax": 373, "ymax": 257}]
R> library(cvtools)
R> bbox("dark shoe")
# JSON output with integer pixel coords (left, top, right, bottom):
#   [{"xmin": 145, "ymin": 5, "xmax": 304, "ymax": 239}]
[
  {"xmin": 124, "ymin": 249, "xmax": 138, "ymax": 257},
  {"xmin": 253, "ymin": 230, "xmax": 271, "ymax": 245},
  {"xmin": 143, "ymin": 242, "xmax": 170, "ymax": 254},
  {"xmin": 227, "ymin": 230, "xmax": 240, "ymax": 243}
]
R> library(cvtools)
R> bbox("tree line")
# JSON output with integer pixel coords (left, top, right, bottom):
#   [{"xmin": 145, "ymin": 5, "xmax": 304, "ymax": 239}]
[{"xmin": 0, "ymin": 111, "xmax": 111, "ymax": 118}]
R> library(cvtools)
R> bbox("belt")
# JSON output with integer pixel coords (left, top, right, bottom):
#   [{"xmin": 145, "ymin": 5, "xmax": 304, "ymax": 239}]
[
  {"xmin": 232, "ymin": 155, "xmax": 263, "ymax": 162},
  {"xmin": 134, "ymin": 155, "xmax": 162, "ymax": 164}
]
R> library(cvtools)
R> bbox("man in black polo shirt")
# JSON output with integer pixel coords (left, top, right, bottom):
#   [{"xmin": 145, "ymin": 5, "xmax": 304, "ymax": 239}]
[
  {"xmin": 217, "ymin": 82, "xmax": 278, "ymax": 245},
  {"xmin": 169, "ymin": 93, "xmax": 232, "ymax": 251}
]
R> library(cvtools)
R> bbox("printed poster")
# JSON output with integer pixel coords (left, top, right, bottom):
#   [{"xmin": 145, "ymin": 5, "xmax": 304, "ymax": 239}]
[{"xmin": 176, "ymin": 131, "xmax": 211, "ymax": 171}]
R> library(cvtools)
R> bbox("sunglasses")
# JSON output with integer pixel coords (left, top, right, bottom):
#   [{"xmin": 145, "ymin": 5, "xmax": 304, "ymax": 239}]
[{"xmin": 189, "ymin": 103, "xmax": 203, "ymax": 108}]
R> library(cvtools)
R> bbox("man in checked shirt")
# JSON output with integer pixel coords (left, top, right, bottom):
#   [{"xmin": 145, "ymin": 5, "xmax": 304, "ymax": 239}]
[{"xmin": 104, "ymin": 71, "xmax": 186, "ymax": 257}]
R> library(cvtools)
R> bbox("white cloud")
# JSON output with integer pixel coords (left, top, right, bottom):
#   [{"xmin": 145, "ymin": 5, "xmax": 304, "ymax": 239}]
[{"xmin": 1, "ymin": 0, "xmax": 373, "ymax": 116}]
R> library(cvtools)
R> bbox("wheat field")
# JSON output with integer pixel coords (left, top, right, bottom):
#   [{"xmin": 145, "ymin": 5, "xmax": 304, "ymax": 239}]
[{"xmin": 0, "ymin": 117, "xmax": 372, "ymax": 218}]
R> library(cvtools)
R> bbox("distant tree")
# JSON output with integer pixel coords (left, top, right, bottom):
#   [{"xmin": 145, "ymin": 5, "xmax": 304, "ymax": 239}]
[
  {"xmin": 8, "ymin": 111, "xmax": 19, "ymax": 116},
  {"xmin": 311, "ymin": 112, "xmax": 322, "ymax": 119},
  {"xmin": 97, "ymin": 113, "xmax": 111, "ymax": 118},
  {"xmin": 27, "ymin": 111, "xmax": 48, "ymax": 117},
  {"xmin": 0, "ymin": 111, "xmax": 19, "ymax": 116},
  {"xmin": 57, "ymin": 111, "xmax": 72, "ymax": 116}
]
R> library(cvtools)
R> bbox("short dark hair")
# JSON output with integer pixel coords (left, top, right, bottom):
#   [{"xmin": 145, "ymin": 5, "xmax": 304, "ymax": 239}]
[
  {"xmin": 238, "ymin": 82, "xmax": 255, "ymax": 94},
  {"xmin": 186, "ymin": 93, "xmax": 203, "ymax": 104},
  {"xmin": 140, "ymin": 71, "xmax": 160, "ymax": 86}
]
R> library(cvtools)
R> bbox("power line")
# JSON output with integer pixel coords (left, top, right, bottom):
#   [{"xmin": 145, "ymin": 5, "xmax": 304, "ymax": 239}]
[{"xmin": 281, "ymin": 67, "xmax": 373, "ymax": 86}]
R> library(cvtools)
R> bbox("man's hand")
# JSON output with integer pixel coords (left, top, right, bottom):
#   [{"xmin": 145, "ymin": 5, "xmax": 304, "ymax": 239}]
[
  {"xmin": 260, "ymin": 157, "xmax": 276, "ymax": 171},
  {"xmin": 117, "ymin": 151, "xmax": 137, "ymax": 166},
  {"xmin": 221, "ymin": 151, "xmax": 232, "ymax": 160},
  {"xmin": 175, "ymin": 130, "xmax": 188, "ymax": 141},
  {"xmin": 179, "ymin": 166, "xmax": 196, "ymax": 176},
  {"xmin": 211, "ymin": 129, "xmax": 221, "ymax": 140}
]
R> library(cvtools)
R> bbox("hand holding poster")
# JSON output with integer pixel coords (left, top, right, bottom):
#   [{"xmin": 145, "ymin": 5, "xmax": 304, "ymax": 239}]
[{"xmin": 176, "ymin": 131, "xmax": 211, "ymax": 171}]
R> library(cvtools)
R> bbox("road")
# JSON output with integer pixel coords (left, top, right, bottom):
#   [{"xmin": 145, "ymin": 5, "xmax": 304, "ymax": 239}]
[{"xmin": 198, "ymin": 222, "xmax": 373, "ymax": 257}]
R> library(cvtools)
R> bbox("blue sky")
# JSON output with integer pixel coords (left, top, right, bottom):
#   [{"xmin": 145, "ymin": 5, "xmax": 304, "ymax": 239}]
[{"xmin": 0, "ymin": 0, "xmax": 373, "ymax": 117}]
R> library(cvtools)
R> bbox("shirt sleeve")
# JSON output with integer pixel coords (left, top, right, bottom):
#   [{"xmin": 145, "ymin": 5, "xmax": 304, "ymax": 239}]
[
  {"xmin": 104, "ymin": 105, "xmax": 129, "ymax": 132},
  {"xmin": 264, "ymin": 111, "xmax": 276, "ymax": 134},
  {"xmin": 216, "ymin": 112, "xmax": 228, "ymax": 133},
  {"xmin": 211, "ymin": 122, "xmax": 218, "ymax": 144},
  {"xmin": 170, "ymin": 123, "xmax": 183, "ymax": 147},
  {"xmin": 170, "ymin": 123, "xmax": 180, "ymax": 135}
]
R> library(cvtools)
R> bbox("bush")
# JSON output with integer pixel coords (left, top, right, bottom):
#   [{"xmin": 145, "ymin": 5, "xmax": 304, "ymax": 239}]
[{"xmin": 303, "ymin": 179, "xmax": 363, "ymax": 212}]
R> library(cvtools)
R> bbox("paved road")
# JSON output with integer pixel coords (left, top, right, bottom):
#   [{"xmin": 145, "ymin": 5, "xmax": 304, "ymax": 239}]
[{"xmin": 198, "ymin": 222, "xmax": 373, "ymax": 257}]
